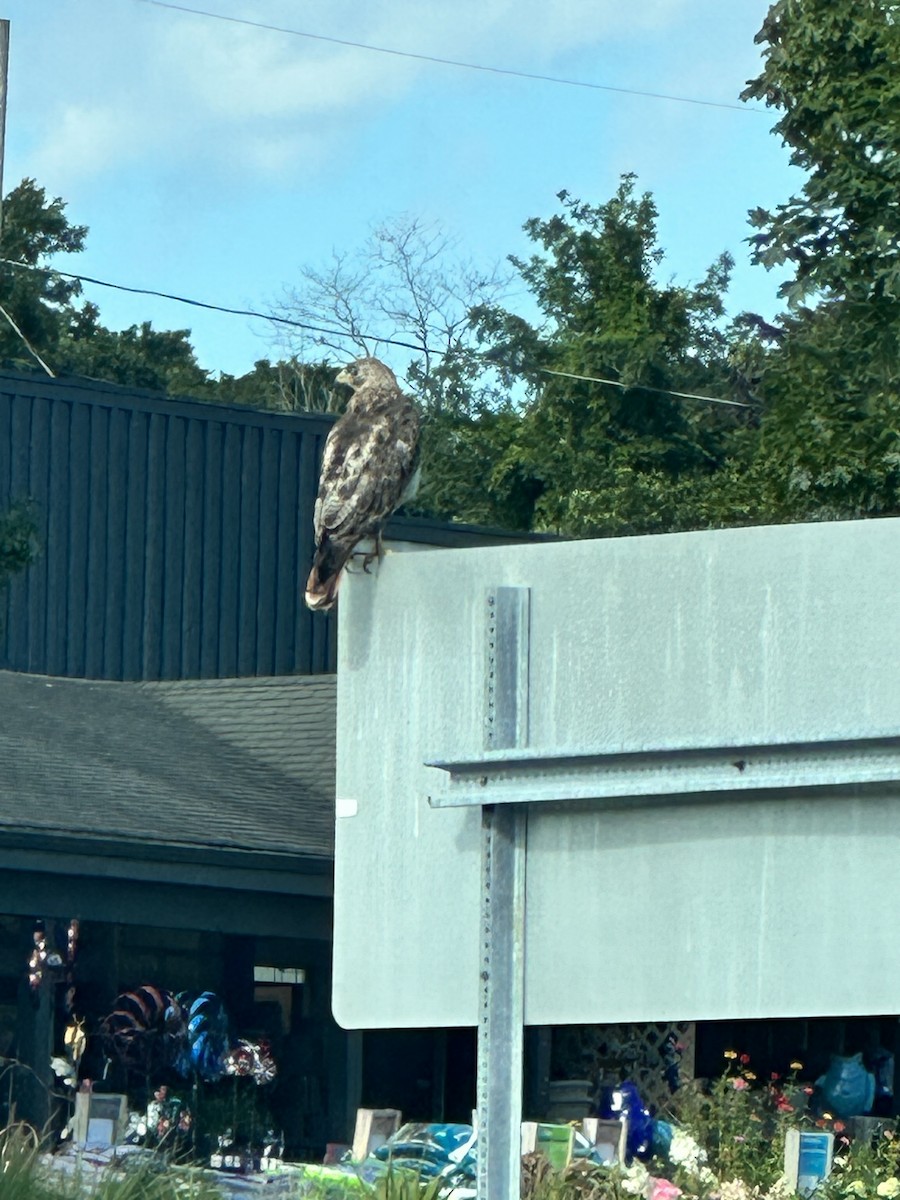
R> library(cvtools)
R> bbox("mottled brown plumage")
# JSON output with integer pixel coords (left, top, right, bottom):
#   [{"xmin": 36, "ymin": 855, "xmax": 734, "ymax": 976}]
[{"xmin": 304, "ymin": 357, "xmax": 420, "ymax": 611}]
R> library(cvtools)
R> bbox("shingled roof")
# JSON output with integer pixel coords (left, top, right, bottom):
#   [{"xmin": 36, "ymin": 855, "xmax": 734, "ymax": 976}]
[{"xmin": 0, "ymin": 670, "xmax": 336, "ymax": 862}]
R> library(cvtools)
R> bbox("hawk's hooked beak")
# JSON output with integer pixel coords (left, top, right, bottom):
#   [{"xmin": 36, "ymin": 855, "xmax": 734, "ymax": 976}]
[{"xmin": 335, "ymin": 367, "xmax": 352, "ymax": 387}]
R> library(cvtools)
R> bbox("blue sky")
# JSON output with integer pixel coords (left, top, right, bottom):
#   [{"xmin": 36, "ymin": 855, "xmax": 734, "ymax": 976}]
[{"xmin": 8, "ymin": 0, "xmax": 800, "ymax": 379}]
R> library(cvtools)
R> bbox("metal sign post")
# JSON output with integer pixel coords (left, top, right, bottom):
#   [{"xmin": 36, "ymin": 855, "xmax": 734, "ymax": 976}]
[
  {"xmin": 477, "ymin": 803, "xmax": 526, "ymax": 1200},
  {"xmin": 475, "ymin": 586, "xmax": 530, "ymax": 1200}
]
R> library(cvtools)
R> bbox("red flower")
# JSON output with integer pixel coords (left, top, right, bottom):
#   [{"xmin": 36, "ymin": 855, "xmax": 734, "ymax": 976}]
[
  {"xmin": 771, "ymin": 1072, "xmax": 781, "ymax": 1082},
  {"xmin": 740, "ymin": 1053, "xmax": 751, "ymax": 1066},
  {"xmin": 833, "ymin": 1121, "xmax": 846, "ymax": 1133},
  {"xmin": 732, "ymin": 1077, "xmax": 750, "ymax": 1091}
]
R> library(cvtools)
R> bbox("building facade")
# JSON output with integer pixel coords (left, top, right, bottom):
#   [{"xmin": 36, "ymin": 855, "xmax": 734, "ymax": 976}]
[{"xmin": 0, "ymin": 367, "xmax": 517, "ymax": 1153}]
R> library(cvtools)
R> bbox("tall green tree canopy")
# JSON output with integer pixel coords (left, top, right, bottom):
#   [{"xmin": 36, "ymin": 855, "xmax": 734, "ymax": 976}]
[
  {"xmin": 0, "ymin": 178, "xmax": 340, "ymax": 411},
  {"xmin": 743, "ymin": 0, "xmax": 900, "ymax": 307},
  {"xmin": 213, "ymin": 358, "xmax": 342, "ymax": 412},
  {"xmin": 742, "ymin": 0, "xmax": 900, "ymax": 519},
  {"xmin": 0, "ymin": 178, "xmax": 208, "ymax": 392},
  {"xmin": 0, "ymin": 179, "xmax": 86, "ymax": 369},
  {"xmin": 421, "ymin": 177, "xmax": 751, "ymax": 535},
  {"xmin": 58, "ymin": 304, "xmax": 210, "ymax": 395}
]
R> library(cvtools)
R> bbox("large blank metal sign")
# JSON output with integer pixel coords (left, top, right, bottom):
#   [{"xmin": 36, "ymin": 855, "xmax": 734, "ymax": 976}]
[{"xmin": 332, "ymin": 518, "xmax": 900, "ymax": 1029}]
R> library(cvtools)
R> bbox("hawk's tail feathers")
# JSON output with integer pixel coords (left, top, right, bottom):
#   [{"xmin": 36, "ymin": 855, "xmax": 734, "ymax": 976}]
[
  {"xmin": 304, "ymin": 563, "xmax": 342, "ymax": 612},
  {"xmin": 304, "ymin": 539, "xmax": 349, "ymax": 612}
]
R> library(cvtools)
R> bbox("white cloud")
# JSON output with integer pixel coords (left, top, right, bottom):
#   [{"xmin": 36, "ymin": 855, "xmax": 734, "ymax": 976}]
[
  {"xmin": 431, "ymin": 0, "xmax": 686, "ymax": 57},
  {"xmin": 159, "ymin": 11, "xmax": 418, "ymax": 120},
  {"xmin": 16, "ymin": 0, "xmax": 695, "ymax": 191},
  {"xmin": 27, "ymin": 103, "xmax": 144, "ymax": 187}
]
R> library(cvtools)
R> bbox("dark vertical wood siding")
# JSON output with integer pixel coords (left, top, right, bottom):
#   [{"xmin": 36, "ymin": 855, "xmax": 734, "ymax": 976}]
[{"xmin": 0, "ymin": 372, "xmax": 336, "ymax": 680}]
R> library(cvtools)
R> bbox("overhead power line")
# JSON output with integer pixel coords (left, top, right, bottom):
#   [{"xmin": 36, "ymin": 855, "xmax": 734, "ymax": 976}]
[
  {"xmin": 542, "ymin": 368, "xmax": 750, "ymax": 409},
  {"xmin": 0, "ymin": 257, "xmax": 750, "ymax": 409},
  {"xmin": 0, "ymin": 302, "xmax": 55, "ymax": 377},
  {"xmin": 0, "ymin": 258, "xmax": 427, "ymax": 354},
  {"xmin": 137, "ymin": 0, "xmax": 763, "ymax": 115}
]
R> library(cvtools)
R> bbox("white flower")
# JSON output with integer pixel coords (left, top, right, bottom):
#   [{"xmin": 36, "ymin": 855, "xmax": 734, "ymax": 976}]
[
  {"xmin": 50, "ymin": 1056, "xmax": 76, "ymax": 1085},
  {"xmin": 620, "ymin": 1162, "xmax": 652, "ymax": 1196},
  {"xmin": 669, "ymin": 1131, "xmax": 709, "ymax": 1176},
  {"xmin": 763, "ymin": 1175, "xmax": 794, "ymax": 1200},
  {"xmin": 719, "ymin": 1180, "xmax": 755, "ymax": 1200}
]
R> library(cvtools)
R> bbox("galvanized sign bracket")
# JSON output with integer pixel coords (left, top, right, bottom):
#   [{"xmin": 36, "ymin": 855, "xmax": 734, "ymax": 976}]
[{"xmin": 428, "ymin": 737, "xmax": 900, "ymax": 810}]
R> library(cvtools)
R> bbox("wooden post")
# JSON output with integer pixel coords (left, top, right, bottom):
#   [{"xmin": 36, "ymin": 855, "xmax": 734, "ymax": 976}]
[
  {"xmin": 15, "ymin": 968, "xmax": 54, "ymax": 1133},
  {"xmin": 0, "ymin": 20, "xmax": 9, "ymax": 236}
]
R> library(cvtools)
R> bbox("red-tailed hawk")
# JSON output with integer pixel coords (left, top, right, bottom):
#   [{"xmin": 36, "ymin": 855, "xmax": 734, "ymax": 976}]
[{"xmin": 304, "ymin": 357, "xmax": 421, "ymax": 611}]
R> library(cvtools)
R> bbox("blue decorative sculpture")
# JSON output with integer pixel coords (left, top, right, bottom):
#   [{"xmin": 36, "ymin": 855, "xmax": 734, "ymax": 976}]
[
  {"xmin": 597, "ymin": 1081, "xmax": 654, "ymax": 1161},
  {"xmin": 815, "ymin": 1053, "xmax": 875, "ymax": 1118}
]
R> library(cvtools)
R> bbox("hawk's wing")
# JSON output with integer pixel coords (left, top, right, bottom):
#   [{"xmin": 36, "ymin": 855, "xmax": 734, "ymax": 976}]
[{"xmin": 314, "ymin": 396, "xmax": 419, "ymax": 544}]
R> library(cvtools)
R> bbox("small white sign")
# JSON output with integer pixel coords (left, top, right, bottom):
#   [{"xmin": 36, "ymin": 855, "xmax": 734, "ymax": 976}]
[{"xmin": 785, "ymin": 1129, "xmax": 834, "ymax": 1196}]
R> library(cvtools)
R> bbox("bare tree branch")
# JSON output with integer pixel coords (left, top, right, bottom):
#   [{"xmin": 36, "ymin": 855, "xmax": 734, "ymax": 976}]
[{"xmin": 270, "ymin": 215, "xmax": 512, "ymax": 416}]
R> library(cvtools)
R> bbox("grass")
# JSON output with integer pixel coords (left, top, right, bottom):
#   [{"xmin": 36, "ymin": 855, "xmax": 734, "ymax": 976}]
[{"xmin": 0, "ymin": 1126, "xmax": 226, "ymax": 1200}]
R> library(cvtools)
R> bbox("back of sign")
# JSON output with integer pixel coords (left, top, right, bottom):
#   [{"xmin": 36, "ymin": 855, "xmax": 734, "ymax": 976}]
[{"xmin": 333, "ymin": 518, "xmax": 900, "ymax": 1029}]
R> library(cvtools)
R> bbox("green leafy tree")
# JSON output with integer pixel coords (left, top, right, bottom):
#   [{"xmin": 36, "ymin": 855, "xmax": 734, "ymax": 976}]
[
  {"xmin": 742, "ymin": 0, "xmax": 900, "ymax": 307},
  {"xmin": 213, "ymin": 357, "xmax": 343, "ymax": 412},
  {"xmin": 741, "ymin": 0, "xmax": 900, "ymax": 519},
  {"xmin": 0, "ymin": 178, "xmax": 87, "ymax": 369},
  {"xmin": 423, "ymin": 177, "xmax": 753, "ymax": 535},
  {"xmin": 0, "ymin": 182, "xmax": 73, "ymax": 588},
  {"xmin": 0, "ymin": 180, "xmax": 214, "ymax": 396},
  {"xmin": 57, "ymin": 303, "xmax": 211, "ymax": 395}
]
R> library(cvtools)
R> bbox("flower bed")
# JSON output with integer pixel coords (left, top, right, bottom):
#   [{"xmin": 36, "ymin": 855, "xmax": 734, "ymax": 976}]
[{"xmin": 525, "ymin": 1054, "xmax": 899, "ymax": 1200}]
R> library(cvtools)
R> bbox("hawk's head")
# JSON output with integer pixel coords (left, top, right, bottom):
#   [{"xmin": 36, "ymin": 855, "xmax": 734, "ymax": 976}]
[{"xmin": 335, "ymin": 357, "xmax": 399, "ymax": 392}]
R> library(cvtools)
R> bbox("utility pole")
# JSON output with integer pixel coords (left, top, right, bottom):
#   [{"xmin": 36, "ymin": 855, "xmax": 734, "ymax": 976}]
[
  {"xmin": 0, "ymin": 20, "xmax": 9, "ymax": 238},
  {"xmin": 0, "ymin": 18, "xmax": 52, "ymax": 379}
]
